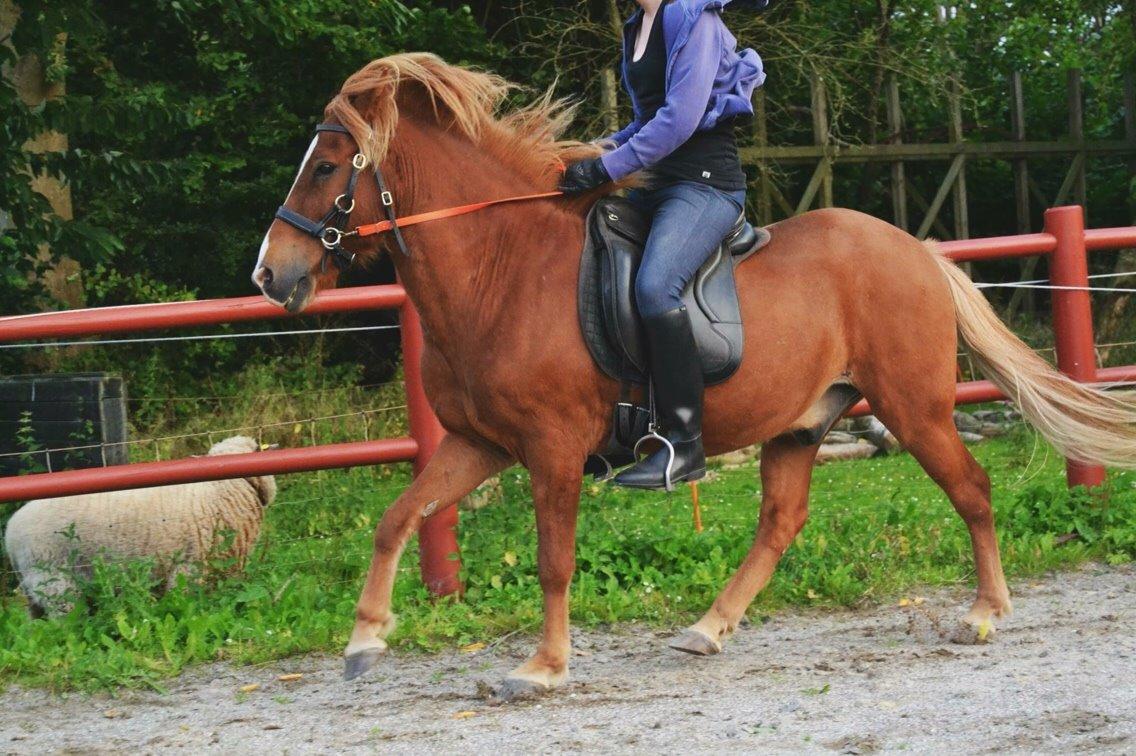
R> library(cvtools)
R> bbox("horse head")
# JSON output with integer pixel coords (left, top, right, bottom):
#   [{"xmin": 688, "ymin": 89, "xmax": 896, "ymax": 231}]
[
  {"xmin": 253, "ymin": 53, "xmax": 603, "ymax": 313},
  {"xmin": 251, "ymin": 118, "xmax": 384, "ymax": 313}
]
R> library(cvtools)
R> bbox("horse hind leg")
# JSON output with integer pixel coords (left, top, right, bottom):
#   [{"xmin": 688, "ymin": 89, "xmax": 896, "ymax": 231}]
[
  {"xmin": 671, "ymin": 434, "xmax": 817, "ymax": 655},
  {"xmin": 871, "ymin": 400, "xmax": 1012, "ymax": 641}
]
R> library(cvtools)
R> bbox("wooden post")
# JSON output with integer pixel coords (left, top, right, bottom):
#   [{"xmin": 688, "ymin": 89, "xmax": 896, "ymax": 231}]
[
  {"xmin": 600, "ymin": 68, "xmax": 619, "ymax": 135},
  {"xmin": 810, "ymin": 76, "xmax": 833, "ymax": 208},
  {"xmin": 1124, "ymin": 72, "xmax": 1135, "ymax": 213},
  {"xmin": 1006, "ymin": 71, "xmax": 1037, "ymax": 321},
  {"xmin": 753, "ymin": 88, "xmax": 772, "ymax": 225},
  {"xmin": 948, "ymin": 79, "xmax": 969, "ymax": 240},
  {"xmin": 886, "ymin": 74, "xmax": 908, "ymax": 231},
  {"xmin": 1097, "ymin": 71, "xmax": 1136, "ymax": 363},
  {"xmin": 1009, "ymin": 71, "xmax": 1030, "ymax": 233},
  {"xmin": 1067, "ymin": 69, "xmax": 1087, "ymax": 214},
  {"xmin": 907, "ymin": 182, "xmax": 953, "ymax": 239},
  {"xmin": 916, "ymin": 153, "xmax": 965, "ymax": 239},
  {"xmin": 607, "ymin": 0, "xmax": 622, "ymax": 37}
]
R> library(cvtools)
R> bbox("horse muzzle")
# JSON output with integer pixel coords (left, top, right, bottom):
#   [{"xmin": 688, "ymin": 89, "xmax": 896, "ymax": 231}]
[{"xmin": 254, "ymin": 262, "xmax": 314, "ymax": 313}]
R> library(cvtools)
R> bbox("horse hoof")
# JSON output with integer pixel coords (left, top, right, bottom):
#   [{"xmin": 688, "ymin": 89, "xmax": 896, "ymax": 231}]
[
  {"xmin": 668, "ymin": 628, "xmax": 722, "ymax": 656},
  {"xmin": 951, "ymin": 618, "xmax": 996, "ymax": 645},
  {"xmin": 343, "ymin": 643, "xmax": 387, "ymax": 681},
  {"xmin": 492, "ymin": 677, "xmax": 549, "ymax": 704}
]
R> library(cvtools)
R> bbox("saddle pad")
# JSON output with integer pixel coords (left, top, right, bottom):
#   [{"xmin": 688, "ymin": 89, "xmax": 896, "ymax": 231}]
[{"xmin": 578, "ymin": 196, "xmax": 768, "ymax": 386}]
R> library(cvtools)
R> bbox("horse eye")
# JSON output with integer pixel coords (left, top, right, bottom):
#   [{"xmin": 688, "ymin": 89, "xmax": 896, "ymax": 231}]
[{"xmin": 314, "ymin": 162, "xmax": 336, "ymax": 177}]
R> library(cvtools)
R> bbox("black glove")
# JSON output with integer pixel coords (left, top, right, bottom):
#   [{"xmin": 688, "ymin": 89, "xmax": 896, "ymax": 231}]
[{"xmin": 558, "ymin": 157, "xmax": 612, "ymax": 194}]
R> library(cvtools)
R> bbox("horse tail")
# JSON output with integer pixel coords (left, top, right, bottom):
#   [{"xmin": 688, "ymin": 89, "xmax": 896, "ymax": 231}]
[{"xmin": 927, "ymin": 241, "xmax": 1136, "ymax": 469}]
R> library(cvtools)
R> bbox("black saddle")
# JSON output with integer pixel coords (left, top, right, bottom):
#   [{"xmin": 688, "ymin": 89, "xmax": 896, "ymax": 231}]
[{"xmin": 578, "ymin": 196, "xmax": 769, "ymax": 386}]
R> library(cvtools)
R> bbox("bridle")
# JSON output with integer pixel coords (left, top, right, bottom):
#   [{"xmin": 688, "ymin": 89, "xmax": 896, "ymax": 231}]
[
  {"xmin": 274, "ymin": 123, "xmax": 409, "ymax": 271},
  {"xmin": 273, "ymin": 122, "xmax": 565, "ymax": 271}
]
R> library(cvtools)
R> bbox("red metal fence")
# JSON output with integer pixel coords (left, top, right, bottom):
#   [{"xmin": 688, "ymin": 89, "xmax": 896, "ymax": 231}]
[
  {"xmin": 0, "ymin": 285, "xmax": 462, "ymax": 596},
  {"xmin": 847, "ymin": 205, "xmax": 1136, "ymax": 487},
  {"xmin": 1, "ymin": 204, "xmax": 1134, "ymax": 595}
]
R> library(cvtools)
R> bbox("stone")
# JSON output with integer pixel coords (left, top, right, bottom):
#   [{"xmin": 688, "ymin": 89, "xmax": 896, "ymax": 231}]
[
  {"xmin": 858, "ymin": 415, "xmax": 901, "ymax": 453},
  {"xmin": 815, "ymin": 442, "xmax": 876, "ymax": 465},
  {"xmin": 953, "ymin": 411, "xmax": 983, "ymax": 433},
  {"xmin": 958, "ymin": 431, "xmax": 985, "ymax": 444},
  {"xmin": 979, "ymin": 422, "xmax": 1006, "ymax": 438},
  {"xmin": 823, "ymin": 430, "xmax": 859, "ymax": 445}
]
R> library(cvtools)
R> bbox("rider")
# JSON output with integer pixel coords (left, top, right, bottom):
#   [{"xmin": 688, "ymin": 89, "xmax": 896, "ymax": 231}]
[{"xmin": 559, "ymin": 0, "xmax": 767, "ymax": 490}]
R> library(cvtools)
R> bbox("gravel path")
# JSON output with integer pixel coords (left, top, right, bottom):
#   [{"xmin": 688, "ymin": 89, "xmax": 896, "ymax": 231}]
[{"xmin": 2, "ymin": 563, "xmax": 1134, "ymax": 754}]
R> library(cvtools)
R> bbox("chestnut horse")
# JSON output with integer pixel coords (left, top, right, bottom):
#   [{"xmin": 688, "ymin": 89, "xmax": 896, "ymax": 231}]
[{"xmin": 253, "ymin": 53, "xmax": 1136, "ymax": 701}]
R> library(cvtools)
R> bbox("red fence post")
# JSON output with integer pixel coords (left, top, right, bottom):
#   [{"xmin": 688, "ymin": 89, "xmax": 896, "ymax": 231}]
[
  {"xmin": 1044, "ymin": 205, "xmax": 1106, "ymax": 489},
  {"xmin": 399, "ymin": 297, "xmax": 462, "ymax": 596}
]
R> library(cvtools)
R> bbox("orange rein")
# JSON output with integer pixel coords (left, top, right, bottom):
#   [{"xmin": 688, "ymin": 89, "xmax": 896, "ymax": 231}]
[{"xmin": 349, "ymin": 190, "xmax": 565, "ymax": 240}]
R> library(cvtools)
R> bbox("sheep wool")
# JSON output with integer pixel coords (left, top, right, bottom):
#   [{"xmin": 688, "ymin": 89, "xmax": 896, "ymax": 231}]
[{"xmin": 3, "ymin": 435, "xmax": 276, "ymax": 616}]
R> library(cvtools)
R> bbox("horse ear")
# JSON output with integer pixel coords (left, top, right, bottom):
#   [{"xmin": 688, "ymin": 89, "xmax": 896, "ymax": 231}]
[{"xmin": 349, "ymin": 87, "xmax": 381, "ymax": 120}]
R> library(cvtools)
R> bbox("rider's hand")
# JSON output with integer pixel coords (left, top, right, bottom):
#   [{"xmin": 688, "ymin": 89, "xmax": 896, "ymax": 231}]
[{"xmin": 558, "ymin": 157, "xmax": 612, "ymax": 194}]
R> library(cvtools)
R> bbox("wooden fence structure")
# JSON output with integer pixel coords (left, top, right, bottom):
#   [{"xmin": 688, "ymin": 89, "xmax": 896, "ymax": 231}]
[
  {"xmin": 739, "ymin": 70, "xmax": 1136, "ymax": 240},
  {"xmin": 598, "ymin": 65, "xmax": 1136, "ymax": 238}
]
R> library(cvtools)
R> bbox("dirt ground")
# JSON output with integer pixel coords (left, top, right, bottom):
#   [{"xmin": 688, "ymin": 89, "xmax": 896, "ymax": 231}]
[{"xmin": 2, "ymin": 563, "xmax": 1133, "ymax": 754}]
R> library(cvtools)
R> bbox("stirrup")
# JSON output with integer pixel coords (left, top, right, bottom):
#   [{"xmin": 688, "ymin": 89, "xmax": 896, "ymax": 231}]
[
  {"xmin": 631, "ymin": 426, "xmax": 677, "ymax": 492},
  {"xmin": 637, "ymin": 377, "xmax": 677, "ymax": 492},
  {"xmin": 591, "ymin": 454, "xmax": 615, "ymax": 483}
]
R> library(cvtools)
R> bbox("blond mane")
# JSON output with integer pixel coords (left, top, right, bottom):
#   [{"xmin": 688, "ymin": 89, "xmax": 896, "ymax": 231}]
[{"xmin": 325, "ymin": 53, "xmax": 602, "ymax": 184}]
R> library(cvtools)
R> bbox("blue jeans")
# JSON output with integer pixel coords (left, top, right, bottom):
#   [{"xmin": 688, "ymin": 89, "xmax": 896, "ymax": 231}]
[{"xmin": 628, "ymin": 182, "xmax": 747, "ymax": 318}]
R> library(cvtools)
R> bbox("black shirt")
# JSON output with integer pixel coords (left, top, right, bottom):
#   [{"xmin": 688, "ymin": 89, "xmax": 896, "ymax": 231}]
[{"xmin": 625, "ymin": 9, "xmax": 747, "ymax": 191}]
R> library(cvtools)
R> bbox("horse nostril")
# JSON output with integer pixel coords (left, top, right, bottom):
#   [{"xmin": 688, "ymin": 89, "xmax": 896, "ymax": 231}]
[{"xmin": 254, "ymin": 266, "xmax": 273, "ymax": 289}]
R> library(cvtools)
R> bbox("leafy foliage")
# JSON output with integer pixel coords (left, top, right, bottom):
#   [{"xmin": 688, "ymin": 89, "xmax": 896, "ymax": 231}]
[{"xmin": 4, "ymin": 0, "xmax": 494, "ymax": 307}]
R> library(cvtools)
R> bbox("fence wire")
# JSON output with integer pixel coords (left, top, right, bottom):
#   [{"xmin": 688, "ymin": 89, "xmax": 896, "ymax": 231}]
[
  {"xmin": 0, "ymin": 405, "xmax": 408, "ymax": 462},
  {"xmin": 0, "ymin": 324, "xmax": 400, "ymax": 350}
]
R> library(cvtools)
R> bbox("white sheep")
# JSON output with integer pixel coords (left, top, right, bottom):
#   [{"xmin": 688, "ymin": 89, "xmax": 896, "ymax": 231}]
[{"xmin": 3, "ymin": 435, "xmax": 276, "ymax": 616}]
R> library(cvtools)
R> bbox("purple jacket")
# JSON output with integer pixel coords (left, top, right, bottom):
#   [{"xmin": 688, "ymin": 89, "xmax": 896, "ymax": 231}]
[{"xmin": 600, "ymin": 0, "xmax": 766, "ymax": 181}]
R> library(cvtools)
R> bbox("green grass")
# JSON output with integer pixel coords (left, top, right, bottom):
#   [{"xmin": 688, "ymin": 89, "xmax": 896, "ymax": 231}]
[{"xmin": 1, "ymin": 428, "xmax": 1134, "ymax": 692}]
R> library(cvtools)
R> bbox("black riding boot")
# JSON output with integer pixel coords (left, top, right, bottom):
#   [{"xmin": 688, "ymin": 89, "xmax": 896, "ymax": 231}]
[{"xmin": 613, "ymin": 306, "xmax": 706, "ymax": 490}]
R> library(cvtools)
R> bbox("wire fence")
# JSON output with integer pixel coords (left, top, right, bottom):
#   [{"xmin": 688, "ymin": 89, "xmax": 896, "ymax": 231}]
[
  {"xmin": 124, "ymin": 380, "xmax": 405, "ymax": 404},
  {"xmin": 0, "ymin": 323, "xmax": 400, "ymax": 350},
  {"xmin": 0, "ymin": 404, "xmax": 409, "ymax": 469}
]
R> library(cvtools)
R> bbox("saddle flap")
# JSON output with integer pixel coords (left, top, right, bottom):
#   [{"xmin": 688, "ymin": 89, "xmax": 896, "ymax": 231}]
[
  {"xmin": 594, "ymin": 197, "xmax": 650, "ymax": 246},
  {"xmin": 580, "ymin": 196, "xmax": 760, "ymax": 386},
  {"xmin": 590, "ymin": 198, "xmax": 650, "ymax": 372}
]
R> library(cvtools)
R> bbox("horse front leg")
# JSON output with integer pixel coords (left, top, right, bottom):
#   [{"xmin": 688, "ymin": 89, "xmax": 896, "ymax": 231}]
[
  {"xmin": 495, "ymin": 454, "xmax": 583, "ymax": 702},
  {"xmin": 344, "ymin": 433, "xmax": 511, "ymax": 680}
]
